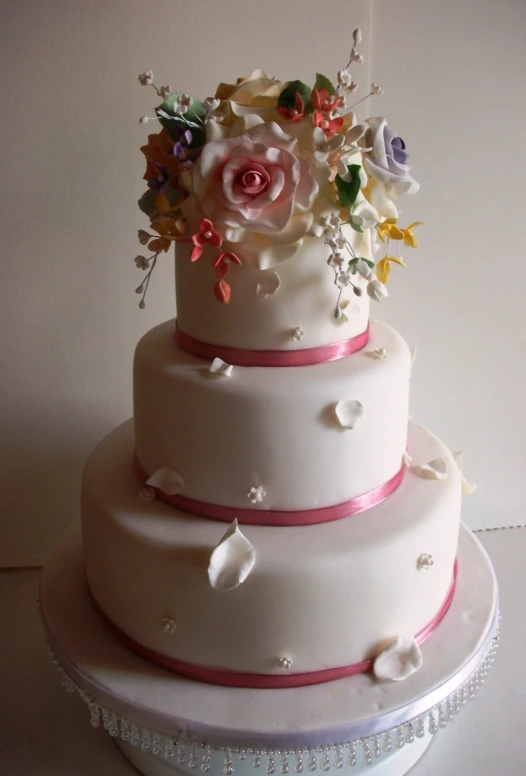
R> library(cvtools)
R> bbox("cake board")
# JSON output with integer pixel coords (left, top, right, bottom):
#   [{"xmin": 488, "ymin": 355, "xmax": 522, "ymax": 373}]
[{"xmin": 41, "ymin": 522, "xmax": 499, "ymax": 775}]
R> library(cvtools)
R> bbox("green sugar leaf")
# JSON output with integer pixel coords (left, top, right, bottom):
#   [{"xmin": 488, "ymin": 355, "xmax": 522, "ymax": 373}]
[
  {"xmin": 314, "ymin": 73, "xmax": 335, "ymax": 96},
  {"xmin": 278, "ymin": 80, "xmax": 312, "ymax": 112},
  {"xmin": 335, "ymin": 164, "xmax": 362, "ymax": 210}
]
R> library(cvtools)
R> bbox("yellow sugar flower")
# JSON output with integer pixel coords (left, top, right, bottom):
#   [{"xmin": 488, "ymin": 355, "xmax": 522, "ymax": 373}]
[
  {"xmin": 402, "ymin": 222, "xmax": 424, "ymax": 248},
  {"xmin": 376, "ymin": 255, "xmax": 406, "ymax": 284},
  {"xmin": 378, "ymin": 218, "xmax": 404, "ymax": 243}
]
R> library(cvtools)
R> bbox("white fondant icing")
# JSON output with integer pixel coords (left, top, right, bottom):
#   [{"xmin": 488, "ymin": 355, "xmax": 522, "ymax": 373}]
[
  {"xmin": 373, "ymin": 635, "xmax": 423, "ymax": 681},
  {"xmin": 82, "ymin": 420, "xmax": 461, "ymax": 674},
  {"xmin": 175, "ymin": 226, "xmax": 371, "ymax": 350},
  {"xmin": 414, "ymin": 457, "xmax": 447, "ymax": 480},
  {"xmin": 209, "ymin": 357, "xmax": 233, "ymax": 377},
  {"xmin": 133, "ymin": 320, "xmax": 410, "ymax": 510},
  {"xmin": 334, "ymin": 399, "xmax": 364, "ymax": 431},
  {"xmin": 145, "ymin": 466, "xmax": 184, "ymax": 495},
  {"xmin": 207, "ymin": 519, "xmax": 256, "ymax": 592}
]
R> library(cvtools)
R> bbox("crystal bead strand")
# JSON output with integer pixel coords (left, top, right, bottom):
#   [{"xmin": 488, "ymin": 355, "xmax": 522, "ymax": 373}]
[
  {"xmin": 130, "ymin": 723, "xmax": 140, "ymax": 747},
  {"xmin": 293, "ymin": 751, "xmax": 304, "ymax": 772},
  {"xmin": 415, "ymin": 716, "xmax": 426, "ymax": 738},
  {"xmin": 395, "ymin": 727, "xmax": 405, "ymax": 749},
  {"xmin": 307, "ymin": 749, "xmax": 317, "ymax": 771},
  {"xmin": 372, "ymin": 735, "xmax": 382, "ymax": 758},
  {"xmin": 346, "ymin": 741, "xmax": 357, "ymax": 767},
  {"xmin": 200, "ymin": 746, "xmax": 212, "ymax": 772},
  {"xmin": 280, "ymin": 752, "xmax": 290, "ymax": 773},
  {"xmin": 320, "ymin": 746, "xmax": 331, "ymax": 771},
  {"xmin": 88, "ymin": 699, "xmax": 101, "ymax": 727},
  {"xmin": 188, "ymin": 742, "xmax": 198, "ymax": 768},
  {"xmin": 152, "ymin": 733, "xmax": 162, "ymax": 756},
  {"xmin": 405, "ymin": 723, "xmax": 415, "ymax": 744},
  {"xmin": 223, "ymin": 749, "xmax": 234, "ymax": 775},
  {"xmin": 333, "ymin": 744, "xmax": 344, "ymax": 769},
  {"xmin": 361, "ymin": 738, "xmax": 373, "ymax": 766},
  {"xmin": 266, "ymin": 752, "xmax": 275, "ymax": 774}
]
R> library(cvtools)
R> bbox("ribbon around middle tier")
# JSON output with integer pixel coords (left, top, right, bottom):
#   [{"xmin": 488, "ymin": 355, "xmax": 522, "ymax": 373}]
[
  {"xmin": 174, "ymin": 322, "xmax": 370, "ymax": 367},
  {"xmin": 135, "ymin": 458, "xmax": 406, "ymax": 526}
]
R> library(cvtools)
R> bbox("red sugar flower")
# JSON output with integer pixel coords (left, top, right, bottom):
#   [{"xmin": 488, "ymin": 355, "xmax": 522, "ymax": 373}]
[
  {"xmin": 213, "ymin": 251, "xmax": 242, "ymax": 279},
  {"xmin": 190, "ymin": 219, "xmax": 222, "ymax": 261},
  {"xmin": 311, "ymin": 88, "xmax": 344, "ymax": 114},
  {"xmin": 277, "ymin": 92, "xmax": 305, "ymax": 122},
  {"xmin": 313, "ymin": 111, "xmax": 344, "ymax": 138}
]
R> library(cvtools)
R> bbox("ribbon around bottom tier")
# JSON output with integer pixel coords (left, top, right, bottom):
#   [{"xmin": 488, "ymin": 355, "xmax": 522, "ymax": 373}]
[
  {"xmin": 174, "ymin": 322, "xmax": 370, "ymax": 367},
  {"xmin": 89, "ymin": 561, "xmax": 458, "ymax": 689},
  {"xmin": 135, "ymin": 458, "xmax": 406, "ymax": 526}
]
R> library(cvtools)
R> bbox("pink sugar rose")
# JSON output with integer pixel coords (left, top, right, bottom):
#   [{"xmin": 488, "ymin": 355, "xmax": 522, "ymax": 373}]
[{"xmin": 183, "ymin": 122, "xmax": 328, "ymax": 265}]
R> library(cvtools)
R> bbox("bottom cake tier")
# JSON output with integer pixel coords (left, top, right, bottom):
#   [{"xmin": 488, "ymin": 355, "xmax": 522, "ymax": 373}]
[{"xmin": 81, "ymin": 420, "xmax": 461, "ymax": 684}]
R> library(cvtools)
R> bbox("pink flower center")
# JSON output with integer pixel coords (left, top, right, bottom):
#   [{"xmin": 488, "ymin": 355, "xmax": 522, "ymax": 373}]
[{"xmin": 235, "ymin": 163, "xmax": 271, "ymax": 196}]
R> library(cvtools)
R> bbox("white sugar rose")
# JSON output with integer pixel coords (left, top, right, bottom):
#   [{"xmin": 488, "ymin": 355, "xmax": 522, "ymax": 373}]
[
  {"xmin": 363, "ymin": 117, "xmax": 419, "ymax": 220},
  {"xmin": 181, "ymin": 120, "xmax": 331, "ymax": 268}
]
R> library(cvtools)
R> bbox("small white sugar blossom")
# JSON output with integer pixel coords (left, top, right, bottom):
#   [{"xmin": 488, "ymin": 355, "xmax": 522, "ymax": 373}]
[
  {"xmin": 353, "ymin": 28, "xmax": 363, "ymax": 44},
  {"xmin": 367, "ymin": 278, "xmax": 388, "ymax": 301},
  {"xmin": 327, "ymin": 251, "xmax": 345, "ymax": 269},
  {"xmin": 371, "ymin": 82, "xmax": 384, "ymax": 95},
  {"xmin": 157, "ymin": 85, "xmax": 172, "ymax": 98},
  {"xmin": 337, "ymin": 69, "xmax": 358, "ymax": 92},
  {"xmin": 313, "ymin": 127, "xmax": 344, "ymax": 162},
  {"xmin": 138, "ymin": 70, "xmax": 154, "ymax": 86},
  {"xmin": 248, "ymin": 485, "xmax": 265, "ymax": 504},
  {"xmin": 350, "ymin": 48, "xmax": 364, "ymax": 64},
  {"xmin": 335, "ymin": 271, "xmax": 354, "ymax": 289},
  {"xmin": 140, "ymin": 486, "xmax": 156, "ymax": 501},
  {"xmin": 203, "ymin": 98, "xmax": 220, "ymax": 114},
  {"xmin": 176, "ymin": 93, "xmax": 192, "ymax": 114},
  {"xmin": 135, "ymin": 255, "xmax": 149, "ymax": 270},
  {"xmin": 291, "ymin": 326, "xmax": 304, "ymax": 342}
]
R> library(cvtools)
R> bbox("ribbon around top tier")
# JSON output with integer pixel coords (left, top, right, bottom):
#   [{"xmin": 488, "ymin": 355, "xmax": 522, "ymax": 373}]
[
  {"xmin": 175, "ymin": 322, "xmax": 370, "ymax": 367},
  {"xmin": 89, "ymin": 561, "xmax": 458, "ymax": 689},
  {"xmin": 136, "ymin": 457, "xmax": 406, "ymax": 526}
]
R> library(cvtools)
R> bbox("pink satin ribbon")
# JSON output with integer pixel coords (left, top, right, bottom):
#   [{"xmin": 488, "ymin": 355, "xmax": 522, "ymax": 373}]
[
  {"xmin": 175, "ymin": 322, "xmax": 370, "ymax": 367},
  {"xmin": 90, "ymin": 561, "xmax": 458, "ymax": 689},
  {"xmin": 136, "ymin": 458, "xmax": 406, "ymax": 526}
]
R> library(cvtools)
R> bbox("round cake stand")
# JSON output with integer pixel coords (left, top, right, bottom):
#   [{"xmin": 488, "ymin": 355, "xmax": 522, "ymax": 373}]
[{"xmin": 41, "ymin": 523, "xmax": 499, "ymax": 776}]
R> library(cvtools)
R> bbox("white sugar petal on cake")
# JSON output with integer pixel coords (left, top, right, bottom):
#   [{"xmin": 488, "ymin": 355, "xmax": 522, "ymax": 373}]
[
  {"xmin": 256, "ymin": 271, "xmax": 281, "ymax": 298},
  {"xmin": 335, "ymin": 399, "xmax": 364, "ymax": 430},
  {"xmin": 413, "ymin": 457, "xmax": 447, "ymax": 480},
  {"xmin": 373, "ymin": 635, "xmax": 423, "ymax": 681},
  {"xmin": 209, "ymin": 357, "xmax": 234, "ymax": 377},
  {"xmin": 145, "ymin": 467, "xmax": 184, "ymax": 495},
  {"xmin": 208, "ymin": 519, "xmax": 256, "ymax": 592},
  {"xmin": 452, "ymin": 450, "xmax": 478, "ymax": 496}
]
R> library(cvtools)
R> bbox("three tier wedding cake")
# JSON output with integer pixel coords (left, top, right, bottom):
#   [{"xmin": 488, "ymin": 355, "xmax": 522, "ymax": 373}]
[{"xmin": 81, "ymin": 34, "xmax": 471, "ymax": 689}]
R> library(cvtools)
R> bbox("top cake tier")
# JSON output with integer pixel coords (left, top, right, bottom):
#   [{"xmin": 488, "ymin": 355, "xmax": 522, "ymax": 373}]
[{"xmin": 175, "ymin": 225, "xmax": 371, "ymax": 351}]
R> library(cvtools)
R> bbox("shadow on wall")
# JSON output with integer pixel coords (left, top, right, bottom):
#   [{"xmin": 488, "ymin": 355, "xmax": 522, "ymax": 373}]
[{"xmin": 0, "ymin": 404, "xmax": 123, "ymax": 567}]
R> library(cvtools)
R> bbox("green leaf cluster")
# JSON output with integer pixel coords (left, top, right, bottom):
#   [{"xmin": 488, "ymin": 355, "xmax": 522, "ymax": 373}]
[{"xmin": 156, "ymin": 92, "xmax": 207, "ymax": 149}]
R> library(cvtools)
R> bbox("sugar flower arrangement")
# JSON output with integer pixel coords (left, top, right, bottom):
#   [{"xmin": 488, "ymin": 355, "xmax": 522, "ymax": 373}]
[{"xmin": 134, "ymin": 29, "xmax": 422, "ymax": 309}]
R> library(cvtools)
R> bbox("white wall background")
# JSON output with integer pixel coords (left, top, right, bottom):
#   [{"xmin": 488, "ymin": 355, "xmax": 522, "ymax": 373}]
[{"xmin": 1, "ymin": 0, "xmax": 524, "ymax": 567}]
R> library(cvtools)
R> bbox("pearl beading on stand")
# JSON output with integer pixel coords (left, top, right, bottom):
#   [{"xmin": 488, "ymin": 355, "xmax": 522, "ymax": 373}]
[{"xmin": 49, "ymin": 616, "xmax": 499, "ymax": 773}]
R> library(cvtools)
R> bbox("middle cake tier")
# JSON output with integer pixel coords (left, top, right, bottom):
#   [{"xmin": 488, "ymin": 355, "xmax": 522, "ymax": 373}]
[{"xmin": 134, "ymin": 319, "xmax": 411, "ymax": 513}]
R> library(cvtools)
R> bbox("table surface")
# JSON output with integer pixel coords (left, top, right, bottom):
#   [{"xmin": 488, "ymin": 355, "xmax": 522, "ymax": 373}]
[{"xmin": 1, "ymin": 527, "xmax": 525, "ymax": 775}]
